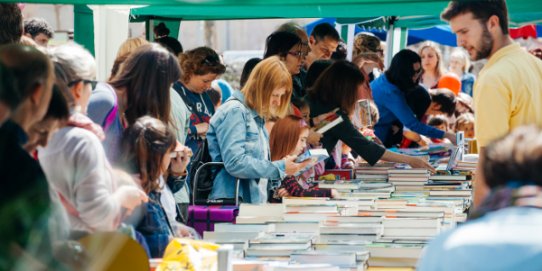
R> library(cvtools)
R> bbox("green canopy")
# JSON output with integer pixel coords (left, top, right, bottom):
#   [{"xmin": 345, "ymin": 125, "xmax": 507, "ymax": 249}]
[
  {"xmin": 126, "ymin": 1, "xmax": 542, "ymax": 26},
  {"xmin": 0, "ymin": 0, "xmax": 538, "ymax": 25}
]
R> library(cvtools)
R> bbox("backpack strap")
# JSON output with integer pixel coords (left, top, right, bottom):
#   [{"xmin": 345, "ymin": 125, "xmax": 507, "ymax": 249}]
[{"xmin": 102, "ymin": 84, "xmax": 119, "ymax": 131}]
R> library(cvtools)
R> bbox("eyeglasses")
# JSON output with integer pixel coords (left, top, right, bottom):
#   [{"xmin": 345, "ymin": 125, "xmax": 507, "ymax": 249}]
[
  {"xmin": 287, "ymin": 51, "xmax": 308, "ymax": 59},
  {"xmin": 68, "ymin": 79, "xmax": 97, "ymax": 90}
]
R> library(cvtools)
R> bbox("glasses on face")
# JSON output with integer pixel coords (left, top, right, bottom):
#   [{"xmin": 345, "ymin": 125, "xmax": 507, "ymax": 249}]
[
  {"xmin": 68, "ymin": 79, "xmax": 97, "ymax": 90},
  {"xmin": 287, "ymin": 51, "xmax": 308, "ymax": 59}
]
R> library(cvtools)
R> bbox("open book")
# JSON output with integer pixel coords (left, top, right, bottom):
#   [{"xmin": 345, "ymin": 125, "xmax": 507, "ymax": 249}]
[
  {"xmin": 296, "ymin": 148, "xmax": 329, "ymax": 164},
  {"xmin": 294, "ymin": 148, "xmax": 329, "ymax": 176}
]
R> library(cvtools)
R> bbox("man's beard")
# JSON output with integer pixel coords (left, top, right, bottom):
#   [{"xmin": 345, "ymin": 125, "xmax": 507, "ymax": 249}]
[{"xmin": 473, "ymin": 25, "xmax": 494, "ymax": 61}]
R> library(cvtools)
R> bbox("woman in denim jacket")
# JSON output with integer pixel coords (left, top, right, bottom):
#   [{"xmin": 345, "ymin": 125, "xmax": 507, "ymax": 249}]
[{"xmin": 207, "ymin": 57, "xmax": 311, "ymax": 203}]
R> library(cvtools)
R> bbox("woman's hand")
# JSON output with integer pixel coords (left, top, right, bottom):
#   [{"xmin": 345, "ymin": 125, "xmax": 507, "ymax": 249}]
[
  {"xmin": 115, "ymin": 186, "xmax": 148, "ymax": 215},
  {"xmin": 406, "ymin": 156, "xmax": 435, "ymax": 173},
  {"xmin": 170, "ymin": 145, "xmax": 192, "ymax": 177},
  {"xmin": 194, "ymin": 123, "xmax": 209, "ymax": 136},
  {"xmin": 284, "ymin": 155, "xmax": 314, "ymax": 176},
  {"xmin": 307, "ymin": 129, "xmax": 323, "ymax": 145},
  {"xmin": 276, "ymin": 188, "xmax": 290, "ymax": 198}
]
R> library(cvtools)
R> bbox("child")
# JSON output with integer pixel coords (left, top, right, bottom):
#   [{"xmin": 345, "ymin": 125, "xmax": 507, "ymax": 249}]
[
  {"xmin": 269, "ymin": 115, "xmax": 338, "ymax": 199},
  {"xmin": 357, "ymin": 99, "xmax": 382, "ymax": 144},
  {"xmin": 121, "ymin": 116, "xmax": 195, "ymax": 258},
  {"xmin": 455, "ymin": 113, "xmax": 475, "ymax": 138},
  {"xmin": 428, "ymin": 115, "xmax": 450, "ymax": 143}
]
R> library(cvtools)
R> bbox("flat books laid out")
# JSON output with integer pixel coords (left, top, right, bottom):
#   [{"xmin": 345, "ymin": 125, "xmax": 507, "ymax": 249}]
[
  {"xmin": 295, "ymin": 148, "xmax": 329, "ymax": 163},
  {"xmin": 318, "ymin": 179, "xmax": 362, "ymax": 190},
  {"xmin": 314, "ymin": 112, "xmax": 344, "ymax": 134}
]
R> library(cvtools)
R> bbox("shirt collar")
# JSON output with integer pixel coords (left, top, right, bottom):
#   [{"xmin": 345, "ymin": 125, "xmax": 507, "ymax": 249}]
[{"xmin": 231, "ymin": 91, "xmax": 263, "ymax": 122}]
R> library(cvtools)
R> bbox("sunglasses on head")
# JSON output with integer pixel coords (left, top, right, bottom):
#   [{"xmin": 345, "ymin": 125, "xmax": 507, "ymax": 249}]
[
  {"xmin": 202, "ymin": 54, "xmax": 220, "ymax": 66},
  {"xmin": 68, "ymin": 79, "xmax": 97, "ymax": 90}
]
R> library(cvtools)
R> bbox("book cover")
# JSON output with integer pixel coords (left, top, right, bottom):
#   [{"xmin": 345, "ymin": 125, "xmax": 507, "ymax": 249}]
[
  {"xmin": 295, "ymin": 148, "xmax": 329, "ymax": 163},
  {"xmin": 314, "ymin": 113, "xmax": 344, "ymax": 134}
]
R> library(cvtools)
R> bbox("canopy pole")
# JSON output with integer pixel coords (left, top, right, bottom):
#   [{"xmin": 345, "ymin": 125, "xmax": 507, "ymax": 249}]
[
  {"xmin": 384, "ymin": 16, "xmax": 408, "ymax": 67},
  {"xmin": 346, "ymin": 24, "xmax": 355, "ymax": 61}
]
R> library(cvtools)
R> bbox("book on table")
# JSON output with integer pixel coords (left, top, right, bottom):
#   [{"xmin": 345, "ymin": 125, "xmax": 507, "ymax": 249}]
[{"xmin": 318, "ymin": 179, "xmax": 363, "ymax": 190}]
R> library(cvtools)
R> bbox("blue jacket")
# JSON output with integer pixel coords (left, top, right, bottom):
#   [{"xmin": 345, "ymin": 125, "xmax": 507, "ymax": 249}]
[
  {"xmin": 207, "ymin": 91, "xmax": 286, "ymax": 203},
  {"xmin": 136, "ymin": 191, "xmax": 172, "ymax": 258},
  {"xmin": 461, "ymin": 73, "xmax": 476, "ymax": 97},
  {"xmin": 370, "ymin": 74, "xmax": 445, "ymax": 143}
]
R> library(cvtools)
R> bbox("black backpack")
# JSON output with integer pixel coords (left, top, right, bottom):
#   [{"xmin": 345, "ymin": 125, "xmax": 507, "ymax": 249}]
[{"xmin": 187, "ymin": 139, "xmax": 219, "ymax": 202}]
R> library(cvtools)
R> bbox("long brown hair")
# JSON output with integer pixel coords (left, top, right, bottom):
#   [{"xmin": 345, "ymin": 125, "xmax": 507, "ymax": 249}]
[
  {"xmin": 269, "ymin": 115, "xmax": 308, "ymax": 161},
  {"xmin": 122, "ymin": 116, "xmax": 176, "ymax": 193},
  {"xmin": 241, "ymin": 56, "xmax": 292, "ymax": 120},
  {"xmin": 307, "ymin": 60, "xmax": 364, "ymax": 115},
  {"xmin": 110, "ymin": 43, "xmax": 180, "ymax": 127}
]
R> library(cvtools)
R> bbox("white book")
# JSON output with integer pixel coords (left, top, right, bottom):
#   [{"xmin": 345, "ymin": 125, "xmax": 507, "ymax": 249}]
[
  {"xmin": 383, "ymin": 227, "xmax": 440, "ymax": 237},
  {"xmin": 213, "ymin": 223, "xmax": 275, "ymax": 232},
  {"xmin": 325, "ymin": 215, "xmax": 383, "ymax": 224},
  {"xmin": 203, "ymin": 231, "xmax": 263, "ymax": 242},
  {"xmin": 290, "ymin": 251, "xmax": 357, "ymax": 267},
  {"xmin": 270, "ymin": 221, "xmax": 321, "ymax": 234},
  {"xmin": 315, "ymin": 115, "xmax": 344, "ymax": 134},
  {"xmin": 317, "ymin": 234, "xmax": 379, "ymax": 243},
  {"xmin": 366, "ymin": 243, "xmax": 424, "ymax": 259},
  {"xmin": 236, "ymin": 216, "xmax": 283, "ymax": 224},
  {"xmin": 320, "ymin": 224, "xmax": 383, "ymax": 235},
  {"xmin": 429, "ymin": 190, "xmax": 472, "ymax": 197},
  {"xmin": 239, "ymin": 203, "xmax": 285, "ymax": 217}
]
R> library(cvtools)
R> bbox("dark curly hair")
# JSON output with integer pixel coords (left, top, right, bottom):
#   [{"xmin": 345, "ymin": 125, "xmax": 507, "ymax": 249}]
[
  {"xmin": 178, "ymin": 47, "xmax": 226, "ymax": 82},
  {"xmin": 24, "ymin": 17, "xmax": 53, "ymax": 39}
]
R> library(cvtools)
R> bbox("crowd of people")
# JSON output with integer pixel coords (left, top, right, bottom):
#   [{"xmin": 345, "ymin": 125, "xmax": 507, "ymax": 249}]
[{"xmin": 1, "ymin": 0, "xmax": 542, "ymax": 270}]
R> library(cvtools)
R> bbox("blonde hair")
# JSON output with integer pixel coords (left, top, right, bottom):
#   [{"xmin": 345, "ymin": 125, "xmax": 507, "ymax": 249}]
[
  {"xmin": 419, "ymin": 41, "xmax": 444, "ymax": 78},
  {"xmin": 116, "ymin": 37, "xmax": 149, "ymax": 59},
  {"xmin": 241, "ymin": 56, "xmax": 292, "ymax": 120},
  {"xmin": 110, "ymin": 37, "xmax": 149, "ymax": 80},
  {"xmin": 450, "ymin": 48, "xmax": 471, "ymax": 73},
  {"xmin": 455, "ymin": 113, "xmax": 475, "ymax": 130}
]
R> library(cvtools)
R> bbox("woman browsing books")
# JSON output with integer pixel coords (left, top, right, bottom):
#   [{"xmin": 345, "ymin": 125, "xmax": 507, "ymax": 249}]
[
  {"xmin": 306, "ymin": 60, "xmax": 434, "ymax": 171},
  {"xmin": 270, "ymin": 115, "xmax": 338, "ymax": 199}
]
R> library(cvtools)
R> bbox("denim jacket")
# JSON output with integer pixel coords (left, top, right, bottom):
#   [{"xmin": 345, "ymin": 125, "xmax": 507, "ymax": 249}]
[
  {"xmin": 136, "ymin": 191, "xmax": 173, "ymax": 258},
  {"xmin": 206, "ymin": 91, "xmax": 286, "ymax": 203}
]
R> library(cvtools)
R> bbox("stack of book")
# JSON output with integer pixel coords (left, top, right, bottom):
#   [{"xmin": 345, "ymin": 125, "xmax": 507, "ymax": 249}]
[
  {"xmin": 245, "ymin": 233, "xmax": 314, "ymax": 259},
  {"xmin": 381, "ymin": 217, "xmax": 442, "ymax": 241},
  {"xmin": 290, "ymin": 250, "xmax": 369, "ymax": 270},
  {"xmin": 317, "ymin": 215, "xmax": 384, "ymax": 243},
  {"xmin": 355, "ymin": 162, "xmax": 395, "ymax": 176},
  {"xmin": 235, "ymin": 204, "xmax": 285, "ymax": 224},
  {"xmin": 366, "ymin": 242, "xmax": 424, "ymax": 268},
  {"xmin": 387, "ymin": 169, "xmax": 430, "ymax": 192},
  {"xmin": 453, "ymin": 160, "xmax": 477, "ymax": 171}
]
